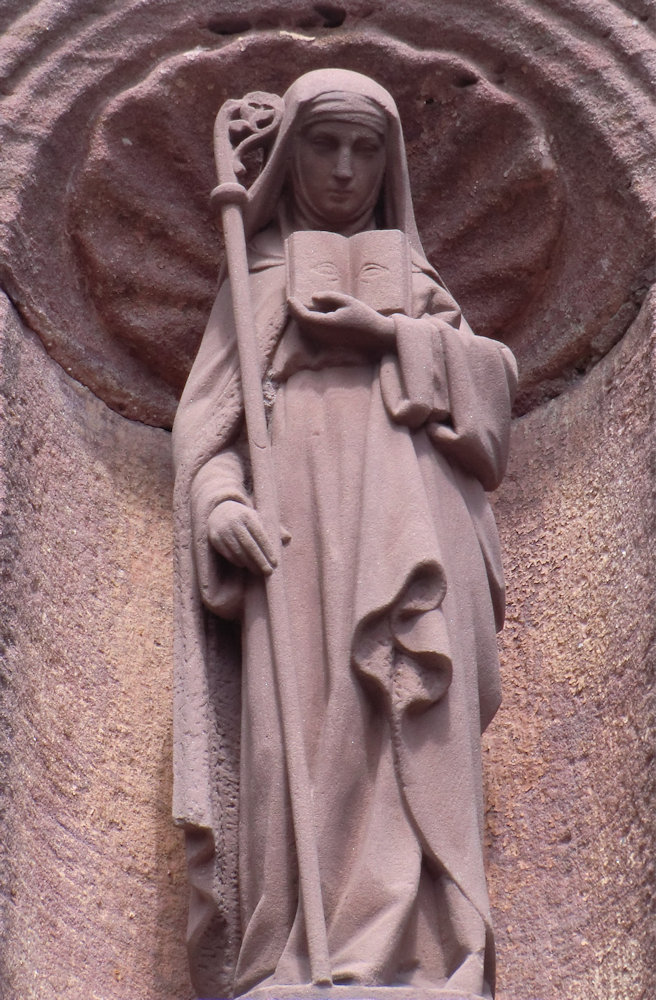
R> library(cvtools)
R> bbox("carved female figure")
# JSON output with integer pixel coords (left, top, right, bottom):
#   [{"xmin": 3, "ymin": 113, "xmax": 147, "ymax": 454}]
[{"xmin": 172, "ymin": 69, "xmax": 517, "ymax": 1000}]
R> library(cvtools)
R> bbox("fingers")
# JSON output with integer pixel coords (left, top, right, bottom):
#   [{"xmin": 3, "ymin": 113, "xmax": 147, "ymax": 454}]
[
  {"xmin": 288, "ymin": 296, "xmax": 337, "ymax": 331},
  {"xmin": 310, "ymin": 291, "xmax": 352, "ymax": 312},
  {"xmin": 209, "ymin": 504, "xmax": 278, "ymax": 576},
  {"xmin": 288, "ymin": 292, "xmax": 353, "ymax": 321},
  {"xmin": 213, "ymin": 523, "xmax": 274, "ymax": 576},
  {"xmin": 232, "ymin": 518, "xmax": 277, "ymax": 576},
  {"xmin": 242, "ymin": 508, "xmax": 278, "ymax": 573},
  {"xmin": 287, "ymin": 295, "xmax": 314, "ymax": 322}
]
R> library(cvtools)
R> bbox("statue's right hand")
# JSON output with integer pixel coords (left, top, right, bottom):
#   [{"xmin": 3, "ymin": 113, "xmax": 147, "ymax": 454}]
[{"xmin": 208, "ymin": 500, "xmax": 278, "ymax": 576}]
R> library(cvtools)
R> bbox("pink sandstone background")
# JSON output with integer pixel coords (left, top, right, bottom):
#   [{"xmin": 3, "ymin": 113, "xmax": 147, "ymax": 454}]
[{"xmin": 0, "ymin": 2, "xmax": 654, "ymax": 997}]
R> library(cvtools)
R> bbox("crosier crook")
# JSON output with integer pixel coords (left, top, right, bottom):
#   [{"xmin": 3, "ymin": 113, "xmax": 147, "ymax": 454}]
[{"xmin": 210, "ymin": 92, "xmax": 332, "ymax": 987}]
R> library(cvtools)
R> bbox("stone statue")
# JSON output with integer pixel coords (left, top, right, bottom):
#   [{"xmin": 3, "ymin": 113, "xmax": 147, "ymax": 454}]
[{"xmin": 172, "ymin": 69, "xmax": 517, "ymax": 1000}]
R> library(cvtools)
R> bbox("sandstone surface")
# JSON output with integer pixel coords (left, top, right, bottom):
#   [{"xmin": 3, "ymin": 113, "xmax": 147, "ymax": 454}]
[
  {"xmin": 0, "ymin": 2, "xmax": 655, "ymax": 998},
  {"xmin": 1, "ymin": 1, "xmax": 655, "ymax": 424},
  {"xmin": 0, "ymin": 295, "xmax": 193, "ymax": 999}
]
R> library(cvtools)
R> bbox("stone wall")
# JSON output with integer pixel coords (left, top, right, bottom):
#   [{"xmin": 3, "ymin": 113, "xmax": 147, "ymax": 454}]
[
  {"xmin": 488, "ymin": 291, "xmax": 656, "ymax": 999},
  {"xmin": 1, "ymin": 2, "xmax": 654, "ymax": 998},
  {"xmin": 0, "ymin": 296, "xmax": 193, "ymax": 998}
]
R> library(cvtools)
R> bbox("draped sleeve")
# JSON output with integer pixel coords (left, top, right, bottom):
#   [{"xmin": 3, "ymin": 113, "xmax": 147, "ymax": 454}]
[
  {"xmin": 190, "ymin": 442, "xmax": 251, "ymax": 620},
  {"xmin": 380, "ymin": 270, "xmax": 518, "ymax": 491},
  {"xmin": 173, "ymin": 241, "xmax": 288, "ymax": 624}
]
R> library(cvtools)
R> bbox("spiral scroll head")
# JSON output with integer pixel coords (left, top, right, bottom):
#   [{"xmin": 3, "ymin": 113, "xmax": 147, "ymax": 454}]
[{"xmin": 214, "ymin": 91, "xmax": 284, "ymax": 186}]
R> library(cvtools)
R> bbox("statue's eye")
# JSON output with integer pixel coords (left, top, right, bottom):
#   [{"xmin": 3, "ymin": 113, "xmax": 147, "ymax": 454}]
[
  {"xmin": 355, "ymin": 142, "xmax": 382, "ymax": 157},
  {"xmin": 309, "ymin": 134, "xmax": 338, "ymax": 152}
]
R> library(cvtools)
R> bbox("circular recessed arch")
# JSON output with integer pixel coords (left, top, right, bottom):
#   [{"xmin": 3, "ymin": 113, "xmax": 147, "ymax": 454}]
[{"xmin": 1, "ymin": 1, "xmax": 654, "ymax": 425}]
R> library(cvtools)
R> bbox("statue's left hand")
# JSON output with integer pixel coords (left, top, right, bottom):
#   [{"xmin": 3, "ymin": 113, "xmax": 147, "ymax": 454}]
[{"xmin": 288, "ymin": 292, "xmax": 396, "ymax": 354}]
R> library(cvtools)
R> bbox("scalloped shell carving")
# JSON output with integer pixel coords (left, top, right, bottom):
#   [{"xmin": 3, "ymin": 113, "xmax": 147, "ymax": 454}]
[{"xmin": 1, "ymin": 4, "xmax": 655, "ymax": 428}]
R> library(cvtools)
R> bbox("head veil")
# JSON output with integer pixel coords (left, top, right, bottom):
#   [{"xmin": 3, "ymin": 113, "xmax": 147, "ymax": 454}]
[{"xmin": 243, "ymin": 68, "xmax": 428, "ymax": 261}]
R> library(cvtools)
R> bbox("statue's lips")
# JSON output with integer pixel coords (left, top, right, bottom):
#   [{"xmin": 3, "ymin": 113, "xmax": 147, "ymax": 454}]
[{"xmin": 325, "ymin": 187, "xmax": 356, "ymax": 199}]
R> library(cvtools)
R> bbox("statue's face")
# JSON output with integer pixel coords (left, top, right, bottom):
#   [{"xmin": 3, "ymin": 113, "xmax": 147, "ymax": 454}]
[{"xmin": 293, "ymin": 119, "xmax": 385, "ymax": 229}]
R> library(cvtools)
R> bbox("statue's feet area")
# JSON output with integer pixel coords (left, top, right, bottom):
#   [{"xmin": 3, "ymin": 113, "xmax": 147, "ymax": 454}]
[{"xmin": 238, "ymin": 985, "xmax": 488, "ymax": 1000}]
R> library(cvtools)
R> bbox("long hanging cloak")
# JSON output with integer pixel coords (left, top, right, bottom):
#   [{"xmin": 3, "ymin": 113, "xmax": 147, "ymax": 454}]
[{"xmin": 171, "ymin": 69, "xmax": 517, "ymax": 1000}]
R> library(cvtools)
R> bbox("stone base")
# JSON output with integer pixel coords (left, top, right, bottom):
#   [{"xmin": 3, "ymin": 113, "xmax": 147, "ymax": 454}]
[{"xmin": 239, "ymin": 986, "xmax": 486, "ymax": 1000}]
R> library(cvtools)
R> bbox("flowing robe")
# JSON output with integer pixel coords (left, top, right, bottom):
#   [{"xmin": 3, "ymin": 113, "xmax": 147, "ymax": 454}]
[{"xmin": 172, "ymin": 225, "xmax": 517, "ymax": 999}]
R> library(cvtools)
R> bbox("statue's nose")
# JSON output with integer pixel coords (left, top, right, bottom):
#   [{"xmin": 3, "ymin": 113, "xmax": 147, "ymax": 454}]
[{"xmin": 333, "ymin": 145, "xmax": 354, "ymax": 180}]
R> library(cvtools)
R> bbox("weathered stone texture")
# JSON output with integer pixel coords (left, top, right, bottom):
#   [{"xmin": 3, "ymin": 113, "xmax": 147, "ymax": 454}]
[
  {"xmin": 488, "ymin": 291, "xmax": 656, "ymax": 1000},
  {"xmin": 0, "ymin": 1, "xmax": 655, "ymax": 998},
  {"xmin": 1, "ymin": 1, "xmax": 655, "ymax": 424},
  {"xmin": 0, "ymin": 295, "xmax": 192, "ymax": 999}
]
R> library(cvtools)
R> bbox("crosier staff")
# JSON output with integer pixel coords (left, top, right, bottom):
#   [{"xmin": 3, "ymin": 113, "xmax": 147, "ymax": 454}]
[{"xmin": 210, "ymin": 92, "xmax": 331, "ymax": 987}]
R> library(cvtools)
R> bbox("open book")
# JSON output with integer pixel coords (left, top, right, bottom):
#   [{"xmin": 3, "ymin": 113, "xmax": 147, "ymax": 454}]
[{"xmin": 285, "ymin": 229, "xmax": 412, "ymax": 316}]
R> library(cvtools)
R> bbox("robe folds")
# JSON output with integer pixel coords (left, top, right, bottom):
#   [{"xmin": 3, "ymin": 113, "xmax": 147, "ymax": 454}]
[{"xmin": 172, "ymin": 223, "xmax": 517, "ymax": 1000}]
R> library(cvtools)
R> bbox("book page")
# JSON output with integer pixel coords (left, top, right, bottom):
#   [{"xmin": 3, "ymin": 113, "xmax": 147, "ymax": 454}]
[
  {"xmin": 285, "ymin": 231, "xmax": 349, "ymax": 308},
  {"xmin": 350, "ymin": 230, "xmax": 412, "ymax": 315},
  {"xmin": 285, "ymin": 229, "xmax": 412, "ymax": 315}
]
